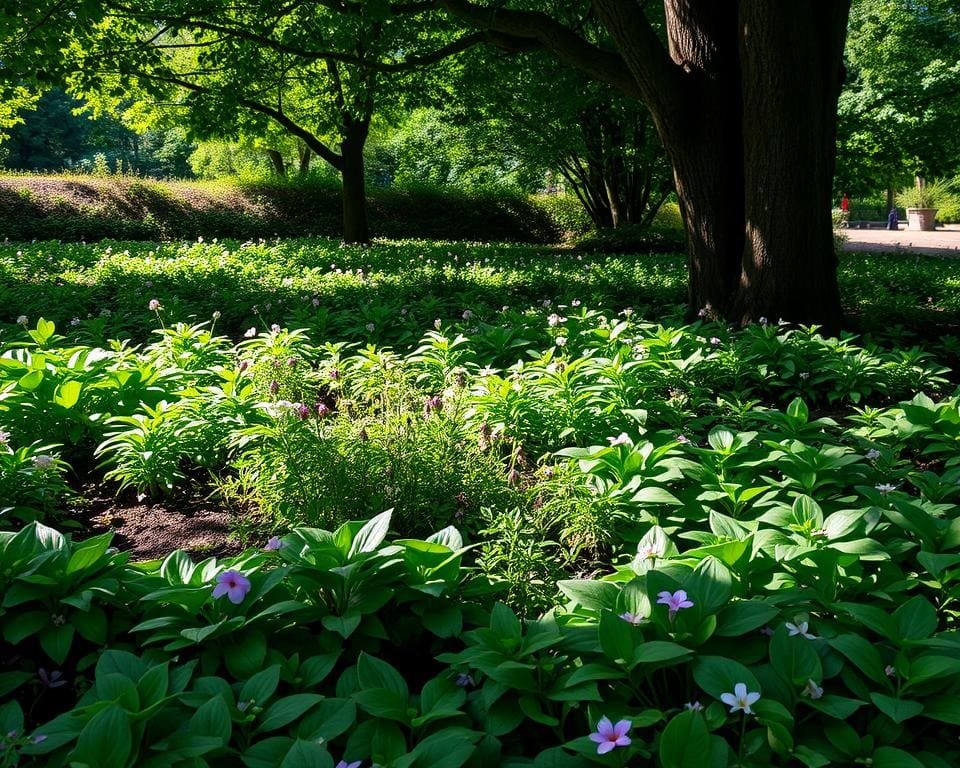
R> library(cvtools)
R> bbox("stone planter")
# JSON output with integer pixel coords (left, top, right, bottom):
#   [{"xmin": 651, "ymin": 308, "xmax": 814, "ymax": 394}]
[{"xmin": 906, "ymin": 207, "xmax": 939, "ymax": 231}]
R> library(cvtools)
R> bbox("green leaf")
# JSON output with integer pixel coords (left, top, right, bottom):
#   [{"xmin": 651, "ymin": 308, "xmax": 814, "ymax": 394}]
[
  {"xmin": 682, "ymin": 556, "xmax": 732, "ymax": 616},
  {"xmin": 240, "ymin": 665, "xmax": 281, "ymax": 707},
  {"xmin": 558, "ymin": 579, "xmax": 620, "ymax": 612},
  {"xmin": 869, "ymin": 693, "xmax": 923, "ymax": 723},
  {"xmin": 18, "ymin": 369, "xmax": 44, "ymax": 391},
  {"xmin": 190, "ymin": 695, "xmax": 232, "ymax": 744},
  {"xmin": 54, "ymin": 379, "xmax": 83, "ymax": 408},
  {"xmin": 357, "ymin": 653, "xmax": 408, "ymax": 698},
  {"xmin": 691, "ymin": 656, "xmax": 760, "ymax": 700},
  {"xmin": 659, "ymin": 710, "xmax": 711, "ymax": 768},
  {"xmin": 633, "ymin": 641, "xmax": 693, "ymax": 666},
  {"xmin": 892, "ymin": 596, "xmax": 938, "ymax": 641},
  {"xmin": 256, "ymin": 694, "xmax": 324, "ymax": 733},
  {"xmin": 489, "ymin": 602, "xmax": 522, "ymax": 642},
  {"xmin": 280, "ymin": 740, "xmax": 334, "ymax": 768},
  {"xmin": 769, "ymin": 627, "xmax": 822, "ymax": 685},
  {"xmin": 871, "ymin": 746, "xmax": 926, "ymax": 768},
  {"xmin": 71, "ymin": 704, "xmax": 131, "ymax": 768},
  {"xmin": 39, "ymin": 624, "xmax": 74, "ymax": 665},
  {"xmin": 715, "ymin": 601, "xmax": 778, "ymax": 637},
  {"xmin": 348, "ymin": 509, "xmax": 392, "ymax": 557}
]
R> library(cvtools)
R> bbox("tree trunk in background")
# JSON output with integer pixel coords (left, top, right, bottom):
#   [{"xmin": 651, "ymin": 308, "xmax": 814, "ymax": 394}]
[
  {"xmin": 340, "ymin": 117, "xmax": 370, "ymax": 245},
  {"xmin": 266, "ymin": 149, "xmax": 286, "ymax": 177},
  {"xmin": 298, "ymin": 145, "xmax": 312, "ymax": 176}
]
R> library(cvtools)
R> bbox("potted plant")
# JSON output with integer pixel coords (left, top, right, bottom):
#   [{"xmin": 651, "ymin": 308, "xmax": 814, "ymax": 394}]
[{"xmin": 896, "ymin": 178, "xmax": 957, "ymax": 231}]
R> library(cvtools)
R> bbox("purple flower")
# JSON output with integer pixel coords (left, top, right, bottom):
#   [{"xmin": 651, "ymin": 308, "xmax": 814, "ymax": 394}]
[
  {"xmin": 462, "ymin": 309, "xmax": 474, "ymax": 320},
  {"xmin": 294, "ymin": 403, "xmax": 311, "ymax": 420},
  {"xmin": 212, "ymin": 570, "xmax": 252, "ymax": 604},
  {"xmin": 455, "ymin": 673, "xmax": 475, "ymax": 687},
  {"xmin": 675, "ymin": 434, "xmax": 691, "ymax": 444},
  {"xmin": 286, "ymin": 357, "xmax": 297, "ymax": 368},
  {"xmin": 619, "ymin": 612, "xmax": 644, "ymax": 625},
  {"xmin": 38, "ymin": 668, "xmax": 66, "ymax": 689},
  {"xmin": 238, "ymin": 360, "xmax": 249, "ymax": 373},
  {"xmin": 264, "ymin": 536, "xmax": 282, "ymax": 551},
  {"xmin": 269, "ymin": 380, "xmax": 279, "ymax": 394},
  {"xmin": 316, "ymin": 402, "xmax": 332, "ymax": 417},
  {"xmin": 589, "ymin": 717, "xmax": 632, "ymax": 755},
  {"xmin": 865, "ymin": 448, "xmax": 881, "ymax": 460},
  {"xmin": 328, "ymin": 368, "xmax": 340, "ymax": 380},
  {"xmin": 312, "ymin": 297, "xmax": 320, "ymax": 306},
  {"xmin": 148, "ymin": 299, "xmax": 160, "ymax": 311},
  {"xmin": 424, "ymin": 395, "xmax": 443, "ymax": 416},
  {"xmin": 657, "ymin": 590, "xmax": 694, "ymax": 620},
  {"xmin": 335, "ymin": 761, "xmax": 362, "ymax": 768}
]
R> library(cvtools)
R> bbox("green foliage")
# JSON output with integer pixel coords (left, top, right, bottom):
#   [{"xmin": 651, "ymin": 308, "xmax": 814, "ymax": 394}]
[{"xmin": 895, "ymin": 178, "xmax": 958, "ymax": 210}]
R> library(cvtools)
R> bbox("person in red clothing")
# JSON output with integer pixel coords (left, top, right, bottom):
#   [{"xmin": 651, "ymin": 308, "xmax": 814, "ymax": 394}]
[{"xmin": 840, "ymin": 193, "xmax": 850, "ymax": 226}]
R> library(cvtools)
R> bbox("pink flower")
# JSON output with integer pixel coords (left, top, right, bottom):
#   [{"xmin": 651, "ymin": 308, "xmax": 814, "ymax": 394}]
[
  {"xmin": 607, "ymin": 433, "xmax": 632, "ymax": 447},
  {"xmin": 589, "ymin": 717, "xmax": 631, "ymax": 755},
  {"xmin": 148, "ymin": 299, "xmax": 161, "ymax": 311},
  {"xmin": 657, "ymin": 589, "xmax": 694, "ymax": 620},
  {"xmin": 294, "ymin": 403, "xmax": 311, "ymax": 420},
  {"xmin": 619, "ymin": 612, "xmax": 644, "ymax": 625},
  {"xmin": 212, "ymin": 570, "xmax": 251, "ymax": 604}
]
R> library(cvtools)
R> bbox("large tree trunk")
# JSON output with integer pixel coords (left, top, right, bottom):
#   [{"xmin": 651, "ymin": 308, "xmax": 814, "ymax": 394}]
[
  {"xmin": 298, "ymin": 145, "xmax": 312, "ymax": 176},
  {"xmin": 340, "ymin": 117, "xmax": 370, "ymax": 245},
  {"xmin": 733, "ymin": 1, "xmax": 848, "ymax": 328}
]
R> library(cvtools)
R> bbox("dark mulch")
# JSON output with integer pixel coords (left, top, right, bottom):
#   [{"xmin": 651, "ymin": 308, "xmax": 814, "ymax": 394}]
[{"xmin": 69, "ymin": 484, "xmax": 244, "ymax": 562}]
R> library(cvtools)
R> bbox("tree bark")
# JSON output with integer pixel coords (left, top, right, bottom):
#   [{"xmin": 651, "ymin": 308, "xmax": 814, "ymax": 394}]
[
  {"xmin": 340, "ymin": 117, "xmax": 370, "ymax": 244},
  {"xmin": 266, "ymin": 148, "xmax": 287, "ymax": 177},
  {"xmin": 298, "ymin": 145, "xmax": 312, "ymax": 176},
  {"xmin": 733, "ymin": 0, "xmax": 848, "ymax": 328}
]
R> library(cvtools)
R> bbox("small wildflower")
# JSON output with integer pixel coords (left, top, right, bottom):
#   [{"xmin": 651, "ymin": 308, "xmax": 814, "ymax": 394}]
[
  {"xmin": 786, "ymin": 621, "xmax": 817, "ymax": 640},
  {"xmin": 799, "ymin": 371, "xmax": 811, "ymax": 380},
  {"xmin": 607, "ymin": 433, "xmax": 633, "ymax": 447},
  {"xmin": 312, "ymin": 297, "xmax": 320, "ymax": 306},
  {"xmin": 885, "ymin": 665, "xmax": 896, "ymax": 677},
  {"xmin": 462, "ymin": 309, "xmax": 474, "ymax": 320},
  {"xmin": 270, "ymin": 324, "xmax": 281, "ymax": 333},
  {"xmin": 760, "ymin": 626, "xmax": 775, "ymax": 636},
  {"xmin": 365, "ymin": 322, "xmax": 375, "ymax": 332},
  {"xmin": 17, "ymin": 315, "xmax": 28, "ymax": 325},
  {"xmin": 507, "ymin": 468, "xmax": 521, "ymax": 486},
  {"xmin": 212, "ymin": 310, "xmax": 221, "ymax": 320},
  {"xmin": 434, "ymin": 318, "xmax": 442, "ymax": 330},
  {"xmin": 244, "ymin": 327, "xmax": 257, "ymax": 338},
  {"xmin": 875, "ymin": 483, "xmax": 897, "ymax": 495},
  {"xmin": 335, "ymin": 761, "xmax": 362, "ymax": 768},
  {"xmin": 710, "ymin": 336, "xmax": 721, "ymax": 346},
  {"xmin": 571, "ymin": 298, "xmax": 581, "ymax": 306},
  {"xmin": 589, "ymin": 717, "xmax": 632, "ymax": 755},
  {"xmin": 657, "ymin": 590, "xmax": 694, "ymax": 620},
  {"xmin": 684, "ymin": 701, "xmax": 704, "ymax": 712},
  {"xmin": 328, "ymin": 368, "xmax": 340, "ymax": 380},
  {"xmin": 70, "ymin": 317, "xmax": 80, "ymax": 327},
  {"xmin": 286, "ymin": 357, "xmax": 297, "ymax": 368},
  {"xmin": 555, "ymin": 336, "xmax": 567, "ymax": 347},
  {"xmin": 675, "ymin": 434, "xmax": 691, "ymax": 444},
  {"xmin": 212, "ymin": 570, "xmax": 252, "ymax": 604},
  {"xmin": 424, "ymin": 395, "xmax": 443, "ymax": 416},
  {"xmin": 542, "ymin": 299, "xmax": 552, "ymax": 308},
  {"xmin": 637, "ymin": 543, "xmax": 662, "ymax": 560},
  {"xmin": 148, "ymin": 299, "xmax": 161, "ymax": 311},
  {"xmin": 269, "ymin": 380, "xmax": 279, "ymax": 394},
  {"xmin": 455, "ymin": 673, "xmax": 475, "ymax": 687},
  {"xmin": 264, "ymin": 536, "xmax": 282, "ymax": 551},
  {"xmin": 758, "ymin": 316, "xmax": 769, "ymax": 326},
  {"xmin": 0, "ymin": 431, "xmax": 9, "ymax": 444},
  {"xmin": 294, "ymin": 403, "xmax": 311, "ymax": 420},
  {"xmin": 51, "ymin": 614, "xmax": 66, "ymax": 626},
  {"xmin": 720, "ymin": 683, "xmax": 760, "ymax": 715},
  {"xmin": 238, "ymin": 360, "xmax": 249, "ymax": 373},
  {"xmin": 619, "ymin": 612, "xmax": 644, "ymax": 625},
  {"xmin": 32, "ymin": 455, "xmax": 54, "ymax": 470},
  {"xmin": 38, "ymin": 669, "xmax": 66, "ymax": 689},
  {"xmin": 316, "ymin": 403, "xmax": 332, "ymax": 417},
  {"xmin": 547, "ymin": 313, "xmax": 565, "ymax": 326},
  {"xmin": 865, "ymin": 448, "xmax": 881, "ymax": 460},
  {"xmin": 803, "ymin": 679, "xmax": 824, "ymax": 700}
]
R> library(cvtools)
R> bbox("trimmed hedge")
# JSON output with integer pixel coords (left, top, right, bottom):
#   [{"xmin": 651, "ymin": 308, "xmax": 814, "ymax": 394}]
[{"xmin": 0, "ymin": 175, "xmax": 561, "ymax": 244}]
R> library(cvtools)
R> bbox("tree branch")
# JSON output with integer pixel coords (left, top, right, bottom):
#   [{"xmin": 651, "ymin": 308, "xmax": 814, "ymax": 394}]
[{"xmin": 437, "ymin": 0, "xmax": 641, "ymax": 97}]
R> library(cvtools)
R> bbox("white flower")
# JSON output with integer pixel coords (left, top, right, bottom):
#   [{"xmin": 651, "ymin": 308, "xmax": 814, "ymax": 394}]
[
  {"xmin": 462, "ymin": 309, "xmax": 474, "ymax": 320},
  {"xmin": 803, "ymin": 679, "xmax": 824, "ymax": 700},
  {"xmin": 720, "ymin": 683, "xmax": 760, "ymax": 715},
  {"xmin": 865, "ymin": 448, "xmax": 881, "ymax": 460},
  {"xmin": 243, "ymin": 327, "xmax": 257, "ymax": 338},
  {"xmin": 365, "ymin": 322, "xmax": 376, "ymax": 332},
  {"xmin": 758, "ymin": 316, "xmax": 769, "ymax": 326},
  {"xmin": 786, "ymin": 621, "xmax": 817, "ymax": 640},
  {"xmin": 547, "ymin": 313, "xmax": 565, "ymax": 326},
  {"xmin": 875, "ymin": 483, "xmax": 897, "ymax": 495},
  {"xmin": 607, "ymin": 433, "xmax": 633, "ymax": 447},
  {"xmin": 555, "ymin": 336, "xmax": 567, "ymax": 347},
  {"xmin": 70, "ymin": 317, "xmax": 81, "ymax": 326},
  {"xmin": 684, "ymin": 701, "xmax": 704, "ymax": 712},
  {"xmin": 618, "ymin": 612, "xmax": 644, "ymax": 625},
  {"xmin": 885, "ymin": 665, "xmax": 896, "ymax": 678},
  {"xmin": 16, "ymin": 315, "xmax": 28, "ymax": 325}
]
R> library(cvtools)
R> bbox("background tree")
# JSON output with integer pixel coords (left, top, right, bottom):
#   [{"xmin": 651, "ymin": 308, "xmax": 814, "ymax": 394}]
[{"xmin": 837, "ymin": 0, "xmax": 960, "ymax": 206}]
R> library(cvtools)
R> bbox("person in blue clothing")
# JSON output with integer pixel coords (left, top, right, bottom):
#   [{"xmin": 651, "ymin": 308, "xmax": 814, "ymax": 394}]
[{"xmin": 887, "ymin": 208, "xmax": 899, "ymax": 230}]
